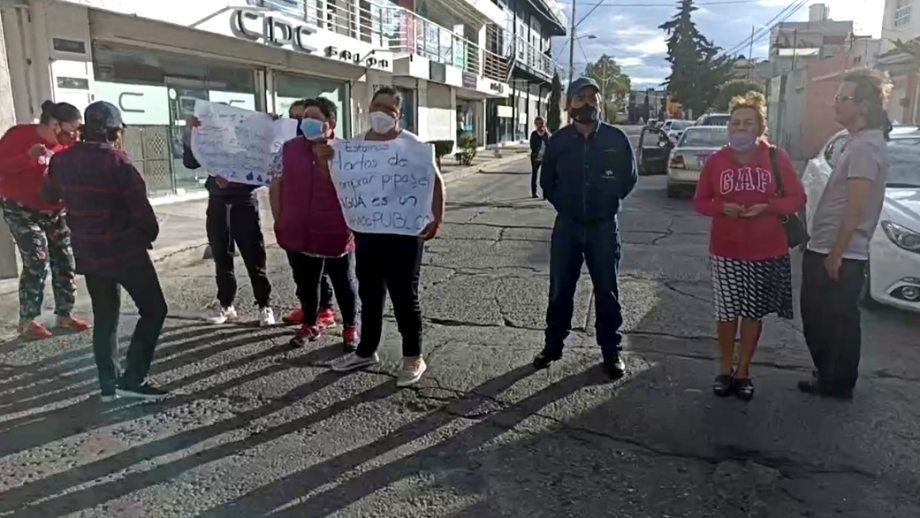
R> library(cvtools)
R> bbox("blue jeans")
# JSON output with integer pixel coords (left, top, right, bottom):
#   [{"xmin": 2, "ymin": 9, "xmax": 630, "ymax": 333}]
[{"xmin": 545, "ymin": 216, "xmax": 623, "ymax": 361}]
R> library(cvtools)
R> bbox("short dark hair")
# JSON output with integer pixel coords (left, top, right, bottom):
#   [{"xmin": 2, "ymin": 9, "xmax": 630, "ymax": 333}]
[
  {"xmin": 83, "ymin": 126, "xmax": 122, "ymax": 144},
  {"xmin": 534, "ymin": 116, "xmax": 544, "ymax": 122},
  {"xmin": 314, "ymin": 97, "xmax": 338, "ymax": 120},
  {"xmin": 302, "ymin": 98, "xmax": 333, "ymax": 120},
  {"xmin": 39, "ymin": 100, "xmax": 81, "ymax": 125},
  {"xmin": 844, "ymin": 69, "xmax": 894, "ymax": 140},
  {"xmin": 371, "ymin": 86, "xmax": 403, "ymax": 110},
  {"xmin": 288, "ymin": 99, "xmax": 308, "ymax": 117}
]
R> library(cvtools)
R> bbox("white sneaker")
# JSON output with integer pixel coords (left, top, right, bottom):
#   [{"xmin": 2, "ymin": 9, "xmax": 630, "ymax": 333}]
[
  {"xmin": 330, "ymin": 352, "xmax": 380, "ymax": 372},
  {"xmin": 259, "ymin": 307, "xmax": 276, "ymax": 327},
  {"xmin": 208, "ymin": 305, "xmax": 239, "ymax": 325},
  {"xmin": 397, "ymin": 357, "xmax": 427, "ymax": 387}
]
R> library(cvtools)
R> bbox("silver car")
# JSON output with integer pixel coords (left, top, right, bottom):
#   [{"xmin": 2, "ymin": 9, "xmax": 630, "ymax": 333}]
[{"xmin": 666, "ymin": 126, "xmax": 728, "ymax": 198}]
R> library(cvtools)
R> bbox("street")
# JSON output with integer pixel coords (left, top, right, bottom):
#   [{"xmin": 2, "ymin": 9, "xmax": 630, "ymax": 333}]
[{"xmin": 1, "ymin": 155, "xmax": 919, "ymax": 518}]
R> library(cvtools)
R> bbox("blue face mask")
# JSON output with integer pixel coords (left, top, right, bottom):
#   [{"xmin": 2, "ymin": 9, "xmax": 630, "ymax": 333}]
[{"xmin": 299, "ymin": 118, "xmax": 326, "ymax": 141}]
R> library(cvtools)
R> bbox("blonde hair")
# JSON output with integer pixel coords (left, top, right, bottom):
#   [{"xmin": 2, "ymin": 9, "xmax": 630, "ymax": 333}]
[{"xmin": 729, "ymin": 91, "xmax": 768, "ymax": 135}]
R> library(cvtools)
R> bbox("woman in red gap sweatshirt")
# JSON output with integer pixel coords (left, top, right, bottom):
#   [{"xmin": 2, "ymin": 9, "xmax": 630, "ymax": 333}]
[
  {"xmin": 0, "ymin": 101, "xmax": 91, "ymax": 340},
  {"xmin": 694, "ymin": 92, "xmax": 806, "ymax": 401}
]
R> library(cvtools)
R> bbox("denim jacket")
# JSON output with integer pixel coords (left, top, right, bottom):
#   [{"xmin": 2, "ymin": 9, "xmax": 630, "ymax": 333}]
[{"xmin": 540, "ymin": 122, "xmax": 638, "ymax": 224}]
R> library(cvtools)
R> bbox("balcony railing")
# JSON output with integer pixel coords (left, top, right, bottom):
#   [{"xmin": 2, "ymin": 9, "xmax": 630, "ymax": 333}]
[
  {"xmin": 250, "ymin": 0, "xmax": 508, "ymax": 83},
  {"xmin": 514, "ymin": 35, "xmax": 554, "ymax": 79}
]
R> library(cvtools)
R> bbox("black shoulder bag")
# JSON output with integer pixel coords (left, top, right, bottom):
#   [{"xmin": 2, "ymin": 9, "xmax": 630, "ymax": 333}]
[{"xmin": 768, "ymin": 145, "xmax": 808, "ymax": 249}]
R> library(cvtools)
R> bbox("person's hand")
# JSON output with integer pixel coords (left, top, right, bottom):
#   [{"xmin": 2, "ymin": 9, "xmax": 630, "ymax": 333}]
[
  {"xmin": 186, "ymin": 116, "xmax": 201, "ymax": 128},
  {"xmin": 419, "ymin": 220, "xmax": 442, "ymax": 241},
  {"xmin": 214, "ymin": 176, "xmax": 231, "ymax": 189},
  {"xmin": 741, "ymin": 204, "xmax": 769, "ymax": 218},
  {"xmin": 270, "ymin": 113, "xmax": 281, "ymax": 121},
  {"xmin": 28, "ymin": 143, "xmax": 48, "ymax": 160},
  {"xmin": 824, "ymin": 252, "xmax": 843, "ymax": 282},
  {"xmin": 721, "ymin": 203, "xmax": 744, "ymax": 219},
  {"xmin": 313, "ymin": 143, "xmax": 335, "ymax": 163}
]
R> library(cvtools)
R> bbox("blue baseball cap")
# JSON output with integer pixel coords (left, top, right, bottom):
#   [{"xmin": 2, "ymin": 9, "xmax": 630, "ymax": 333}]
[
  {"xmin": 84, "ymin": 101, "xmax": 125, "ymax": 133},
  {"xmin": 567, "ymin": 77, "xmax": 600, "ymax": 98}
]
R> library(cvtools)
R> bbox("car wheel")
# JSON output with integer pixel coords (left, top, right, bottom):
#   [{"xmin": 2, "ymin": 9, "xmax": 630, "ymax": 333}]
[{"xmin": 860, "ymin": 262, "xmax": 882, "ymax": 310}]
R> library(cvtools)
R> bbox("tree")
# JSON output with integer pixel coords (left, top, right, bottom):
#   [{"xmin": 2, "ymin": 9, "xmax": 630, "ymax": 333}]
[
  {"xmin": 715, "ymin": 79, "xmax": 765, "ymax": 111},
  {"xmin": 547, "ymin": 71, "xmax": 563, "ymax": 131},
  {"xmin": 585, "ymin": 55, "xmax": 631, "ymax": 121},
  {"xmin": 659, "ymin": 0, "xmax": 734, "ymax": 117}
]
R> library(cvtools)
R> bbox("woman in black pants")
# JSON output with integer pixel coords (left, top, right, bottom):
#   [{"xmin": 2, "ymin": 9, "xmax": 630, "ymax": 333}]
[{"xmin": 529, "ymin": 116, "xmax": 550, "ymax": 198}]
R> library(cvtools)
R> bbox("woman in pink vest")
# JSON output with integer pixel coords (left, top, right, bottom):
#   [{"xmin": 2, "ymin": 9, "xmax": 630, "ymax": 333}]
[{"xmin": 269, "ymin": 98, "xmax": 358, "ymax": 349}]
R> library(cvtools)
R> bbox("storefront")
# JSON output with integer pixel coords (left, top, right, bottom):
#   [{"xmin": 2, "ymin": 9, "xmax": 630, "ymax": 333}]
[{"xmin": 456, "ymin": 97, "xmax": 479, "ymax": 142}]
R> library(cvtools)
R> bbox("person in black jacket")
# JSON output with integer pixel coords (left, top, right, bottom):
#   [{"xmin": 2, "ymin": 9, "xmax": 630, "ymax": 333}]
[
  {"xmin": 529, "ymin": 117, "xmax": 550, "ymax": 198},
  {"xmin": 535, "ymin": 77, "xmax": 638, "ymax": 380},
  {"xmin": 184, "ymin": 116, "xmax": 274, "ymax": 327}
]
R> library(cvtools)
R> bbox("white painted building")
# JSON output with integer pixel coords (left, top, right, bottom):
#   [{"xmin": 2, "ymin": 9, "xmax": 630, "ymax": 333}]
[
  {"xmin": 0, "ymin": 0, "xmax": 510, "ymax": 198},
  {"xmin": 882, "ymin": 0, "xmax": 920, "ymax": 53}
]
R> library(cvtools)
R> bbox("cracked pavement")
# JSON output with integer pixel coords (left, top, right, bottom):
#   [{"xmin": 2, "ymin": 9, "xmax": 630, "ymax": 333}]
[{"xmin": 1, "ymin": 157, "xmax": 920, "ymax": 517}]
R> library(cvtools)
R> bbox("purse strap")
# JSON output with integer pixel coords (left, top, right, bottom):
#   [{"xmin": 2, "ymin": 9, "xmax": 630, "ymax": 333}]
[{"xmin": 768, "ymin": 144, "xmax": 785, "ymax": 197}]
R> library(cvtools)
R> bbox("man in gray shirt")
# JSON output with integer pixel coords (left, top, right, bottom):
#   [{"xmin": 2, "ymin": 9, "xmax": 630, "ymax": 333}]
[{"xmin": 799, "ymin": 70, "xmax": 892, "ymax": 400}]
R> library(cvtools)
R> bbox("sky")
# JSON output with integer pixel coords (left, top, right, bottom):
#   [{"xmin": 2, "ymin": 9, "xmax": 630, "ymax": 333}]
[{"xmin": 551, "ymin": 0, "xmax": 885, "ymax": 90}]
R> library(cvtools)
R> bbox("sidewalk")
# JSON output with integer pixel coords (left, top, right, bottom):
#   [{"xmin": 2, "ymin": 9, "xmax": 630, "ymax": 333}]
[{"xmin": 0, "ymin": 148, "xmax": 529, "ymax": 340}]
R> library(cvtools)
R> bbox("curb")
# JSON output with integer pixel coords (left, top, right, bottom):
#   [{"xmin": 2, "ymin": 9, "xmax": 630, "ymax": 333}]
[{"xmin": 442, "ymin": 151, "xmax": 529, "ymax": 185}]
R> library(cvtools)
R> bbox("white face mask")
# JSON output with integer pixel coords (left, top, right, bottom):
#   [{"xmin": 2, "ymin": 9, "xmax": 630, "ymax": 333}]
[{"xmin": 369, "ymin": 111, "xmax": 397, "ymax": 134}]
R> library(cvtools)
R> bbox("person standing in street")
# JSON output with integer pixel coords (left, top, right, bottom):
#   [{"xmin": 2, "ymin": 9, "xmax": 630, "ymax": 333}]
[
  {"xmin": 327, "ymin": 86, "xmax": 445, "ymax": 387},
  {"xmin": 45, "ymin": 101, "xmax": 168, "ymax": 400},
  {"xmin": 184, "ymin": 115, "xmax": 275, "ymax": 327},
  {"xmin": 529, "ymin": 116, "xmax": 550, "ymax": 198},
  {"xmin": 535, "ymin": 77, "xmax": 638, "ymax": 380},
  {"xmin": 269, "ymin": 98, "xmax": 359, "ymax": 349},
  {"xmin": 798, "ymin": 70, "xmax": 892, "ymax": 400},
  {"xmin": 281, "ymin": 98, "xmax": 340, "ymax": 330},
  {"xmin": 694, "ymin": 92, "xmax": 805, "ymax": 401},
  {"xmin": 0, "ymin": 100, "xmax": 91, "ymax": 340}
]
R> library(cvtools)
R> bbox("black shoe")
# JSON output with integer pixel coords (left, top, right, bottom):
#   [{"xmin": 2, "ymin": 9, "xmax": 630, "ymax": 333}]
[
  {"xmin": 603, "ymin": 356, "xmax": 626, "ymax": 380},
  {"xmin": 797, "ymin": 380, "xmax": 853, "ymax": 400},
  {"xmin": 712, "ymin": 374, "xmax": 734, "ymax": 397},
  {"xmin": 117, "ymin": 380, "xmax": 169, "ymax": 400},
  {"xmin": 533, "ymin": 351, "xmax": 561, "ymax": 370},
  {"xmin": 734, "ymin": 378, "xmax": 754, "ymax": 401}
]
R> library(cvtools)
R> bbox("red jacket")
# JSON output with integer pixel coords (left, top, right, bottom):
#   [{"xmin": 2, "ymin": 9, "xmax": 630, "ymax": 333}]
[
  {"xmin": 694, "ymin": 141, "xmax": 806, "ymax": 261},
  {"xmin": 0, "ymin": 125, "xmax": 66, "ymax": 211},
  {"xmin": 275, "ymin": 137, "xmax": 354, "ymax": 257}
]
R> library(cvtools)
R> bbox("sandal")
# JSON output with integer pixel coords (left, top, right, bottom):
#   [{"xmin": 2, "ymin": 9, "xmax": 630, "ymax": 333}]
[
  {"xmin": 734, "ymin": 378, "xmax": 755, "ymax": 401},
  {"xmin": 712, "ymin": 374, "xmax": 734, "ymax": 397}
]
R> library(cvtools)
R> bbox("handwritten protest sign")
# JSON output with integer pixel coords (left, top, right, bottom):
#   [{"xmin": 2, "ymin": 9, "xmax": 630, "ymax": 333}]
[
  {"xmin": 329, "ymin": 138, "xmax": 436, "ymax": 236},
  {"xmin": 190, "ymin": 101, "xmax": 297, "ymax": 186}
]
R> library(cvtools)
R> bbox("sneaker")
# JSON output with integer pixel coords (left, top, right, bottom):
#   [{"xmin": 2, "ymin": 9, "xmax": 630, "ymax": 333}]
[
  {"xmin": 208, "ymin": 305, "xmax": 239, "ymax": 325},
  {"xmin": 19, "ymin": 321, "xmax": 53, "ymax": 341},
  {"xmin": 397, "ymin": 357, "xmax": 427, "ymax": 387},
  {"xmin": 342, "ymin": 326, "xmax": 359, "ymax": 352},
  {"xmin": 116, "ymin": 380, "xmax": 169, "ymax": 400},
  {"xmin": 259, "ymin": 307, "xmax": 276, "ymax": 327},
  {"xmin": 100, "ymin": 389, "xmax": 118, "ymax": 403},
  {"xmin": 532, "ymin": 350, "xmax": 561, "ymax": 370},
  {"xmin": 797, "ymin": 380, "xmax": 853, "ymax": 400},
  {"xmin": 290, "ymin": 325, "xmax": 321, "ymax": 349},
  {"xmin": 283, "ymin": 307, "xmax": 305, "ymax": 325},
  {"xmin": 317, "ymin": 308, "xmax": 337, "ymax": 330},
  {"xmin": 330, "ymin": 352, "xmax": 379, "ymax": 372},
  {"xmin": 56, "ymin": 315, "xmax": 92, "ymax": 332},
  {"xmin": 603, "ymin": 356, "xmax": 627, "ymax": 380}
]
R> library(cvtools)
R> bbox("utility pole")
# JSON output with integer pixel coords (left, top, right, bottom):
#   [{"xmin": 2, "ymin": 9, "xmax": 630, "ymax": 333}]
[
  {"xmin": 747, "ymin": 25, "xmax": 755, "ymax": 79},
  {"xmin": 567, "ymin": 0, "xmax": 577, "ymax": 87},
  {"xmin": 791, "ymin": 28, "xmax": 798, "ymax": 72}
]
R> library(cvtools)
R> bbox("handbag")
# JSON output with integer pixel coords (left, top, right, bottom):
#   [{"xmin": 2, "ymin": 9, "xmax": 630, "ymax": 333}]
[{"xmin": 768, "ymin": 145, "xmax": 808, "ymax": 249}]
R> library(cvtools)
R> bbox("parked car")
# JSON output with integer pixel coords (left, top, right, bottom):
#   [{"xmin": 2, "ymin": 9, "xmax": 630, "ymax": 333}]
[
  {"xmin": 636, "ymin": 126, "xmax": 673, "ymax": 175},
  {"xmin": 695, "ymin": 113, "xmax": 731, "ymax": 127},
  {"xmin": 801, "ymin": 127, "xmax": 920, "ymax": 312},
  {"xmin": 665, "ymin": 120, "xmax": 694, "ymax": 143},
  {"xmin": 666, "ymin": 125, "xmax": 728, "ymax": 198}
]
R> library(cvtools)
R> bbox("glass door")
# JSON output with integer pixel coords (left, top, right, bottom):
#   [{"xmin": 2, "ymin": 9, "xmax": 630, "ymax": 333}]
[{"xmin": 166, "ymin": 77, "xmax": 211, "ymax": 194}]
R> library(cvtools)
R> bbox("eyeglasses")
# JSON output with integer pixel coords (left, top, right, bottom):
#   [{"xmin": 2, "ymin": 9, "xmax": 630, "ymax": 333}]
[{"xmin": 835, "ymin": 95, "xmax": 858, "ymax": 104}]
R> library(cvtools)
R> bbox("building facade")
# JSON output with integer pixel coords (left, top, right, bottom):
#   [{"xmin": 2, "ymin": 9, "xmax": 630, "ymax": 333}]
[
  {"xmin": 0, "ymin": 0, "xmax": 511, "ymax": 199},
  {"xmin": 882, "ymin": 0, "xmax": 920, "ymax": 54}
]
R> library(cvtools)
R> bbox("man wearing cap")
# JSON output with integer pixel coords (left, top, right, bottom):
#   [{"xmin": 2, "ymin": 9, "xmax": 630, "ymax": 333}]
[
  {"xmin": 45, "ymin": 101, "xmax": 169, "ymax": 401},
  {"xmin": 534, "ymin": 77, "xmax": 638, "ymax": 379}
]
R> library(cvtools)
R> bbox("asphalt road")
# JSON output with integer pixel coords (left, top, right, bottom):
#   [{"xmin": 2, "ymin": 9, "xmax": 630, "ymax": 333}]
[{"xmin": 1, "ymin": 156, "xmax": 919, "ymax": 518}]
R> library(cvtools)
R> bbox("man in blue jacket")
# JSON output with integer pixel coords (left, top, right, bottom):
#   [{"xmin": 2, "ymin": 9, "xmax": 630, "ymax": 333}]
[{"xmin": 535, "ymin": 77, "xmax": 638, "ymax": 379}]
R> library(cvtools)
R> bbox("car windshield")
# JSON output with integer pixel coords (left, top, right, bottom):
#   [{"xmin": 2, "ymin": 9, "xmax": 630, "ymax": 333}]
[
  {"xmin": 671, "ymin": 121, "xmax": 693, "ymax": 131},
  {"xmin": 888, "ymin": 137, "xmax": 920, "ymax": 187},
  {"xmin": 679, "ymin": 127, "xmax": 728, "ymax": 148},
  {"xmin": 701, "ymin": 115, "xmax": 730, "ymax": 126}
]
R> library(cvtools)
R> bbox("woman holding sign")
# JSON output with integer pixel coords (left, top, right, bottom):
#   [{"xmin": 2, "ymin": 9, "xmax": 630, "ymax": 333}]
[
  {"xmin": 270, "ymin": 99, "xmax": 359, "ymax": 349},
  {"xmin": 324, "ymin": 87, "xmax": 445, "ymax": 388}
]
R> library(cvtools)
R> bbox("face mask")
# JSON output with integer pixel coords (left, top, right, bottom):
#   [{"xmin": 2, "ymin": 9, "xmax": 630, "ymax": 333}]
[
  {"xmin": 571, "ymin": 105, "xmax": 599, "ymax": 124},
  {"xmin": 729, "ymin": 131, "xmax": 758, "ymax": 152},
  {"xmin": 300, "ymin": 118, "xmax": 326, "ymax": 141},
  {"xmin": 369, "ymin": 111, "xmax": 397, "ymax": 134}
]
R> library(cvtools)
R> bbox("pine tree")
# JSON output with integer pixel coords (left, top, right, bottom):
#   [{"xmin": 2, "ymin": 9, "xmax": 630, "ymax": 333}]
[
  {"xmin": 659, "ymin": 0, "xmax": 734, "ymax": 117},
  {"xmin": 547, "ymin": 71, "xmax": 563, "ymax": 131}
]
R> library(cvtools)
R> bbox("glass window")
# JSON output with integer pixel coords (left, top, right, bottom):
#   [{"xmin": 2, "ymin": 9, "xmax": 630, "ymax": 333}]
[
  {"xmin": 273, "ymin": 72, "xmax": 349, "ymax": 137},
  {"xmin": 887, "ymin": 137, "xmax": 920, "ymax": 187},
  {"xmin": 678, "ymin": 127, "xmax": 728, "ymax": 147}
]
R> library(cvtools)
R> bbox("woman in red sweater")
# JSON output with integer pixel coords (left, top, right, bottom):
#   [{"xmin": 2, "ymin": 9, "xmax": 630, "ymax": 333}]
[
  {"xmin": 694, "ymin": 92, "xmax": 805, "ymax": 401},
  {"xmin": 0, "ymin": 101, "xmax": 91, "ymax": 340}
]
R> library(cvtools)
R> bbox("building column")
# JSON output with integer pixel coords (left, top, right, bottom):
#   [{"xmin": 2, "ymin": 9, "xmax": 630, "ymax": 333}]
[{"xmin": 0, "ymin": 12, "xmax": 19, "ymax": 279}]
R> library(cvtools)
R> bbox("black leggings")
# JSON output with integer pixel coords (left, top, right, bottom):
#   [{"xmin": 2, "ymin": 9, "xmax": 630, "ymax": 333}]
[{"xmin": 286, "ymin": 252, "xmax": 358, "ymax": 327}]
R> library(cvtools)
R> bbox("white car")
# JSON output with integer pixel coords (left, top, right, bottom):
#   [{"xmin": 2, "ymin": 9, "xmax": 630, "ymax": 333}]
[
  {"xmin": 666, "ymin": 126, "xmax": 728, "ymax": 198},
  {"xmin": 665, "ymin": 120, "xmax": 694, "ymax": 143},
  {"xmin": 801, "ymin": 127, "xmax": 920, "ymax": 312}
]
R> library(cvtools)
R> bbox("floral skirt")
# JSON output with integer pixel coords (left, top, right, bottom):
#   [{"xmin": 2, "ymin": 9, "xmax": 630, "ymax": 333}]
[{"xmin": 710, "ymin": 255, "xmax": 793, "ymax": 322}]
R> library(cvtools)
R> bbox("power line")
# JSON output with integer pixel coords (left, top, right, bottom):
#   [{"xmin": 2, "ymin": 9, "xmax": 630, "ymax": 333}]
[
  {"xmin": 719, "ymin": 0, "xmax": 809, "ymax": 57},
  {"xmin": 576, "ymin": 0, "xmax": 759, "ymax": 28}
]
